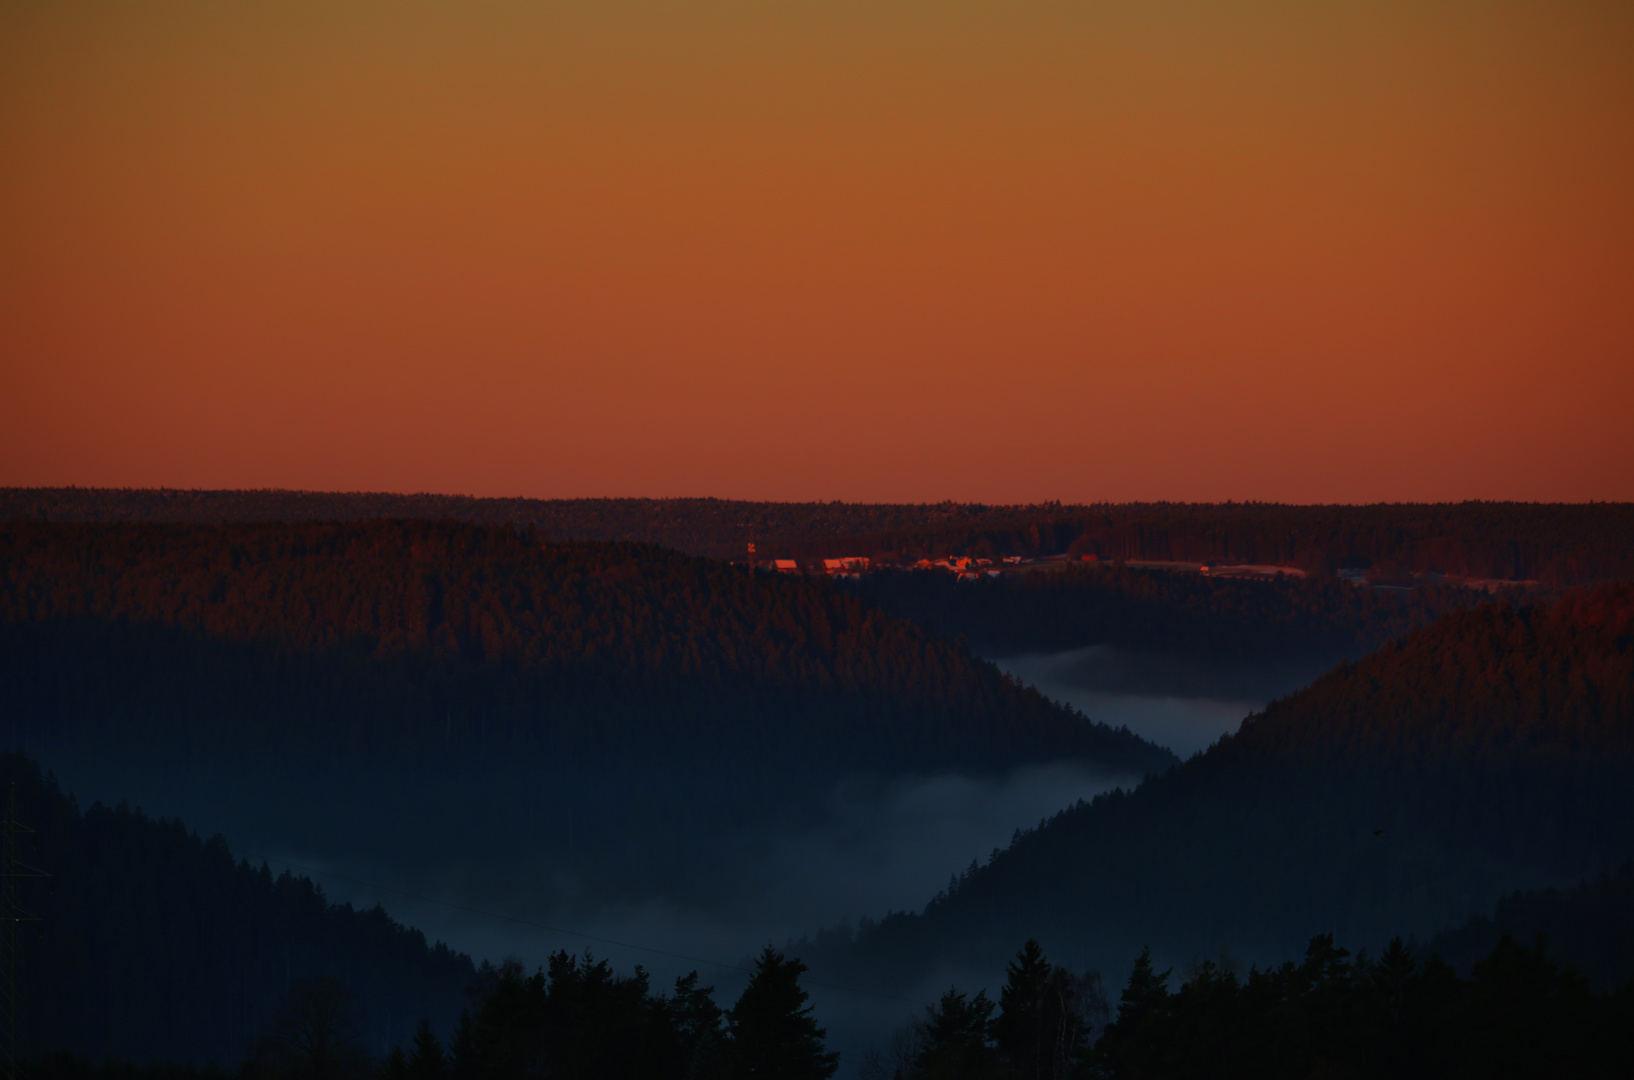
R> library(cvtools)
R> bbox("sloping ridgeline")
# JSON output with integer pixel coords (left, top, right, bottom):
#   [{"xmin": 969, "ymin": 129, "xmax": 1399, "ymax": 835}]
[
  {"xmin": 2, "ymin": 751, "xmax": 476, "ymax": 1065},
  {"xmin": 0, "ymin": 520, "xmax": 1172, "ymax": 911},
  {"xmin": 7, "ymin": 490, "xmax": 1633, "ymax": 585},
  {"xmin": 804, "ymin": 584, "xmax": 1634, "ymax": 996}
]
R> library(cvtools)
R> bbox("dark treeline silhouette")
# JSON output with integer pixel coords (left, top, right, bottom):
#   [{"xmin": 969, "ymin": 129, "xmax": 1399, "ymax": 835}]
[
  {"xmin": 0, "ymin": 520, "xmax": 1169, "ymax": 920},
  {"xmin": 1089, "ymin": 933, "xmax": 1633, "ymax": 1080},
  {"xmin": 1429, "ymin": 860, "xmax": 1634, "ymax": 994},
  {"xmin": 885, "ymin": 934, "xmax": 1633, "ymax": 1080},
  {"xmin": 5, "ymin": 489, "xmax": 1632, "ymax": 585},
  {"xmin": 29, "ymin": 931, "xmax": 1634, "ymax": 1079},
  {"xmin": 846, "ymin": 564, "xmax": 1484, "ymax": 664},
  {"xmin": 3, "ymin": 751, "xmax": 477, "ymax": 1064},
  {"xmin": 801, "ymin": 583, "xmax": 1634, "ymax": 994},
  {"xmin": 363, "ymin": 946, "xmax": 837, "ymax": 1080},
  {"xmin": 31, "ymin": 945, "xmax": 839, "ymax": 1080}
]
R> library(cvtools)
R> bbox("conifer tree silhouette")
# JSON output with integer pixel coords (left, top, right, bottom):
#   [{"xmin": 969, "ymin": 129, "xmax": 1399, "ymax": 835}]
[{"xmin": 725, "ymin": 947, "xmax": 838, "ymax": 1080}]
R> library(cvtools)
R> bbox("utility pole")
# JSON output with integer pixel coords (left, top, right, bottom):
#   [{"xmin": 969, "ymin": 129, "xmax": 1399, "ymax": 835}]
[{"xmin": 2, "ymin": 783, "xmax": 48, "ymax": 1080}]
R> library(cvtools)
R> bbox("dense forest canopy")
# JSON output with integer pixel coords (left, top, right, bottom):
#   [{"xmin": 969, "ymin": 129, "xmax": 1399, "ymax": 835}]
[
  {"xmin": 845, "ymin": 564, "xmax": 1483, "ymax": 663},
  {"xmin": 0, "ymin": 519, "xmax": 1165, "ymax": 775},
  {"xmin": 1215, "ymin": 583, "xmax": 1634, "ymax": 764},
  {"xmin": 8, "ymin": 501, "xmax": 1632, "ymax": 1070},
  {"xmin": 14, "ymin": 724, "xmax": 1634, "ymax": 1076},
  {"xmin": 0, "ymin": 520, "xmax": 1172, "ymax": 957},
  {"xmin": 802, "ymin": 583, "xmax": 1634, "ymax": 996},
  {"xmin": 4, "ymin": 488, "xmax": 1630, "ymax": 584},
  {"xmin": 2, "ymin": 751, "xmax": 477, "ymax": 1064}
]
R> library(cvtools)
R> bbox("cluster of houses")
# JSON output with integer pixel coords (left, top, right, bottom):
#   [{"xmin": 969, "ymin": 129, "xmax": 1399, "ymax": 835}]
[
  {"xmin": 753, "ymin": 552, "xmax": 1101, "ymax": 580},
  {"xmin": 759, "ymin": 556, "xmax": 872, "ymax": 578}
]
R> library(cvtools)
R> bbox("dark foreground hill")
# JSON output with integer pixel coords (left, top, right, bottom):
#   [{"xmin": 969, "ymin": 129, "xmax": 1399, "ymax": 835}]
[
  {"xmin": 5, "ymin": 488, "xmax": 1631, "ymax": 584},
  {"xmin": 0, "ymin": 520, "xmax": 1169, "ymax": 914},
  {"xmin": 2, "ymin": 751, "xmax": 476, "ymax": 1064},
  {"xmin": 805, "ymin": 584, "xmax": 1634, "ymax": 996}
]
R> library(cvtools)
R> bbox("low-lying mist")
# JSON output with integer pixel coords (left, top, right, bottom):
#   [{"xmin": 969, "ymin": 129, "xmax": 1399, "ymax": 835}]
[
  {"xmin": 22, "ymin": 644, "xmax": 1331, "ymax": 1070},
  {"xmin": 994, "ymin": 645, "xmax": 1331, "ymax": 758},
  {"xmin": 244, "ymin": 761, "xmax": 1134, "ymax": 961},
  {"xmin": 37, "ymin": 747, "xmax": 1134, "ymax": 1068}
]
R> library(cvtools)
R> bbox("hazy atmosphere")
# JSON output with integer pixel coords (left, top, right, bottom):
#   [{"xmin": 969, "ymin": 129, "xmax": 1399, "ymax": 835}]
[{"xmin": 4, "ymin": 2, "xmax": 1632, "ymax": 1077}]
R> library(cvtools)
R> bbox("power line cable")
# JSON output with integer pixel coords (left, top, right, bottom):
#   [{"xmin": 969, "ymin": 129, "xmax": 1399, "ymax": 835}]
[{"xmin": 238, "ymin": 850, "xmax": 931, "ymax": 1009}]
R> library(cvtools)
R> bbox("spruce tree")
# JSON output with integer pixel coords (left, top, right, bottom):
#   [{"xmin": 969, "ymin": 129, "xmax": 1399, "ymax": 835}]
[
  {"xmin": 725, "ymin": 946, "xmax": 839, "ymax": 1080},
  {"xmin": 992, "ymin": 940, "xmax": 1094, "ymax": 1080},
  {"xmin": 1088, "ymin": 947, "xmax": 1172, "ymax": 1079},
  {"xmin": 910, "ymin": 987, "xmax": 1002, "ymax": 1080},
  {"xmin": 405, "ymin": 1019, "xmax": 446, "ymax": 1080}
]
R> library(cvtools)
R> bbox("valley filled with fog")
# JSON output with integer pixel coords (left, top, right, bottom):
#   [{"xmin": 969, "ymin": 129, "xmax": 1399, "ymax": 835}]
[
  {"xmin": 992, "ymin": 645, "xmax": 1330, "ymax": 759},
  {"xmin": 39, "ymin": 750, "xmax": 1135, "ymax": 979},
  {"xmin": 33, "ymin": 645, "xmax": 1319, "ymax": 1063}
]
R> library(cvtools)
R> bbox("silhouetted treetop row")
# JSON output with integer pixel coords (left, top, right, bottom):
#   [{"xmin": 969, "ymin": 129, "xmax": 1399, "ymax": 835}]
[
  {"xmin": 1079, "ymin": 933, "xmax": 1633, "ymax": 1080},
  {"xmin": 1430, "ymin": 860, "xmax": 1634, "ymax": 994},
  {"xmin": 880, "ymin": 932, "xmax": 1632, "ymax": 1080},
  {"xmin": 5, "ymin": 489, "xmax": 1630, "ymax": 584}
]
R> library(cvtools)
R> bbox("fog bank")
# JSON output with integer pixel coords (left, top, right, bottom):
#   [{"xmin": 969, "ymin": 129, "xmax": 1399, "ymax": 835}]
[{"xmin": 994, "ymin": 645, "xmax": 1328, "ymax": 757}]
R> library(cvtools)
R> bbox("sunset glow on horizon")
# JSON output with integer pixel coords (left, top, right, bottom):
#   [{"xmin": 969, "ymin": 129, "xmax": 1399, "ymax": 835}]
[{"xmin": 3, "ymin": 1, "xmax": 1631, "ymax": 503}]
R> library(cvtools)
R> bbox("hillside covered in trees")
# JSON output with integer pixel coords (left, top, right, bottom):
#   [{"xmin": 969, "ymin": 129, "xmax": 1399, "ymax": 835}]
[
  {"xmin": 8, "ymin": 507, "xmax": 1632, "ymax": 1070},
  {"xmin": 802, "ymin": 584, "xmax": 1634, "ymax": 997},
  {"xmin": 846, "ymin": 564, "xmax": 1481, "ymax": 666},
  {"xmin": 3, "ymin": 751, "xmax": 476, "ymax": 1064},
  {"xmin": 16, "ymin": 726, "xmax": 1634, "ymax": 1077},
  {"xmin": 0, "ymin": 519, "xmax": 1162, "ymax": 775},
  {"xmin": 4, "ymin": 489, "xmax": 1630, "ymax": 585},
  {"xmin": 0, "ymin": 520, "xmax": 1169, "ymax": 920},
  {"xmin": 8, "ymin": 745, "xmax": 842, "ymax": 1075}
]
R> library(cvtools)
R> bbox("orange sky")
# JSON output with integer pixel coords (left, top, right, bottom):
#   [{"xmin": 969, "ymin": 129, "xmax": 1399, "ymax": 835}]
[{"xmin": 2, "ymin": 1, "xmax": 1631, "ymax": 503}]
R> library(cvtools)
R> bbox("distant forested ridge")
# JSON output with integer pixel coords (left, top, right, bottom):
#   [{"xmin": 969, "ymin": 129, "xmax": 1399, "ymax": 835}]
[
  {"xmin": 0, "ymin": 519, "xmax": 1162, "ymax": 774},
  {"xmin": 793, "ymin": 503, "xmax": 1634, "ymax": 586},
  {"xmin": 0, "ymin": 489, "xmax": 1032, "ymax": 562},
  {"xmin": 4, "ymin": 489, "xmax": 1630, "ymax": 584},
  {"xmin": 846, "ymin": 564, "xmax": 1481, "ymax": 663},
  {"xmin": 0, "ymin": 520, "xmax": 1169, "ymax": 912},
  {"xmin": 805, "ymin": 584, "xmax": 1634, "ymax": 993},
  {"xmin": 2, "ymin": 750, "xmax": 476, "ymax": 1064}
]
